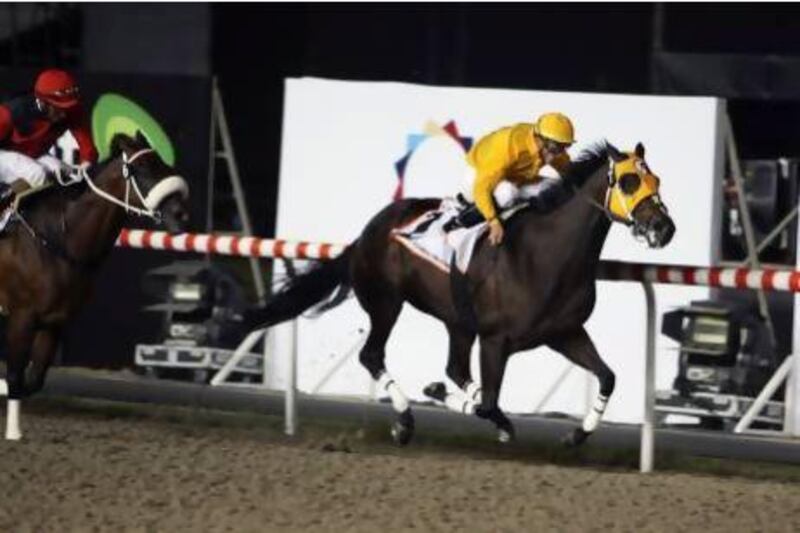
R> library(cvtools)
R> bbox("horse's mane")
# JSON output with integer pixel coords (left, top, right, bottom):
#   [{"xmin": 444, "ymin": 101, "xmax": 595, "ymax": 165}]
[{"xmin": 562, "ymin": 141, "xmax": 612, "ymax": 188}]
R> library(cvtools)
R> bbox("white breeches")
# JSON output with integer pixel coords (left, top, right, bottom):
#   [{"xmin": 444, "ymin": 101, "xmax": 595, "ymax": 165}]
[
  {"xmin": 459, "ymin": 166, "xmax": 562, "ymax": 210},
  {"xmin": 0, "ymin": 151, "xmax": 68, "ymax": 188}
]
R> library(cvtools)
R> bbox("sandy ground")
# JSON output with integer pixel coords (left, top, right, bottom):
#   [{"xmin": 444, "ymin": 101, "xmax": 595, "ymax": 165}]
[{"xmin": 0, "ymin": 401, "xmax": 798, "ymax": 533}]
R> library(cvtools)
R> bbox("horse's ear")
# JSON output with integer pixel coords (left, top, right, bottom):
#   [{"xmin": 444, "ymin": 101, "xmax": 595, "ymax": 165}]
[
  {"xmin": 606, "ymin": 143, "xmax": 626, "ymax": 162},
  {"xmin": 109, "ymin": 133, "xmax": 127, "ymax": 158},
  {"xmin": 135, "ymin": 130, "xmax": 151, "ymax": 147},
  {"xmin": 635, "ymin": 142, "xmax": 645, "ymax": 159}
]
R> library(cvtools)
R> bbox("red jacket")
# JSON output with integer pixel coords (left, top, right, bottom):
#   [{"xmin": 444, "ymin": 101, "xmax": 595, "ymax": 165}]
[{"xmin": 0, "ymin": 96, "xmax": 98, "ymax": 164}]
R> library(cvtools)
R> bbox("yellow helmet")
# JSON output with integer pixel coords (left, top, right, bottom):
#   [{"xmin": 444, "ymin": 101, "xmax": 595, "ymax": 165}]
[{"xmin": 535, "ymin": 112, "xmax": 575, "ymax": 145}]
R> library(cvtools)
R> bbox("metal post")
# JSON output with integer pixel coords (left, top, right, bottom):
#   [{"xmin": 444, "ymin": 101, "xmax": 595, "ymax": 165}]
[
  {"xmin": 262, "ymin": 328, "xmax": 270, "ymax": 388},
  {"xmin": 640, "ymin": 281, "xmax": 656, "ymax": 473},
  {"xmin": 734, "ymin": 355, "xmax": 793, "ymax": 434},
  {"xmin": 285, "ymin": 319, "xmax": 298, "ymax": 436},
  {"xmin": 751, "ymin": 206, "xmax": 798, "ymax": 258},
  {"xmin": 787, "ymin": 353, "xmax": 799, "ymax": 435},
  {"xmin": 206, "ymin": 76, "xmax": 217, "ymax": 236},
  {"xmin": 210, "ymin": 329, "xmax": 266, "ymax": 386},
  {"xmin": 212, "ymin": 79, "xmax": 267, "ymax": 303},
  {"xmin": 725, "ymin": 114, "xmax": 777, "ymax": 345}
]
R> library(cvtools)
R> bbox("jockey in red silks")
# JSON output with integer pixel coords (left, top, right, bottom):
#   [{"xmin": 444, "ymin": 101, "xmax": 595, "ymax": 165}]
[{"xmin": 0, "ymin": 68, "xmax": 98, "ymax": 207}]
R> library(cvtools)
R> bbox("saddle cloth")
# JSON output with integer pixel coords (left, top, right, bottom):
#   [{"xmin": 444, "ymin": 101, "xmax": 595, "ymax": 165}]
[
  {"xmin": 392, "ymin": 198, "xmax": 485, "ymax": 273},
  {"xmin": 392, "ymin": 198, "xmax": 526, "ymax": 273}
]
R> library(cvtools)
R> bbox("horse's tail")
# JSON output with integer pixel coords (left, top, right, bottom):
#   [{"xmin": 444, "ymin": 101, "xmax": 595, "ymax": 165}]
[{"xmin": 248, "ymin": 243, "xmax": 355, "ymax": 329}]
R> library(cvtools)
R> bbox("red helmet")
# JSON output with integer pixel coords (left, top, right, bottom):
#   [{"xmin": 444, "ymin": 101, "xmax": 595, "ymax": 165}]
[{"xmin": 34, "ymin": 68, "xmax": 80, "ymax": 109}]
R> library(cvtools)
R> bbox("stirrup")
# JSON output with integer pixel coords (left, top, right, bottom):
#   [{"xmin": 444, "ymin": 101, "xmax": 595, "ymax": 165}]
[
  {"xmin": 444, "ymin": 205, "xmax": 485, "ymax": 232},
  {"xmin": 0, "ymin": 186, "xmax": 15, "ymax": 214}
]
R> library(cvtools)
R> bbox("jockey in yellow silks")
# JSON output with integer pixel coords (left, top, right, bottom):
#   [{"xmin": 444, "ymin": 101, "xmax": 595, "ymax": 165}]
[{"xmin": 457, "ymin": 112, "xmax": 576, "ymax": 246}]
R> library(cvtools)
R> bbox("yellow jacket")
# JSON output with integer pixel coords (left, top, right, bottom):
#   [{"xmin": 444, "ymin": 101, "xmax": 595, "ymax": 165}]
[{"xmin": 466, "ymin": 122, "xmax": 571, "ymax": 221}]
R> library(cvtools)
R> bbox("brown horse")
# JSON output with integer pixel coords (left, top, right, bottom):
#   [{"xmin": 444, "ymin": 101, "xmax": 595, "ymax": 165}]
[
  {"xmin": 250, "ymin": 142, "xmax": 675, "ymax": 446},
  {"xmin": 0, "ymin": 131, "xmax": 190, "ymax": 440}
]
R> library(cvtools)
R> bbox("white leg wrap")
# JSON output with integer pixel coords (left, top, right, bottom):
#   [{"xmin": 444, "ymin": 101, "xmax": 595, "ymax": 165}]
[
  {"xmin": 0, "ymin": 379, "xmax": 7, "ymax": 396},
  {"xmin": 464, "ymin": 382, "xmax": 482, "ymax": 404},
  {"xmin": 582, "ymin": 394, "xmax": 609, "ymax": 433},
  {"xmin": 5, "ymin": 399, "xmax": 21, "ymax": 441},
  {"xmin": 377, "ymin": 372, "xmax": 409, "ymax": 413},
  {"xmin": 444, "ymin": 392, "xmax": 476, "ymax": 415}
]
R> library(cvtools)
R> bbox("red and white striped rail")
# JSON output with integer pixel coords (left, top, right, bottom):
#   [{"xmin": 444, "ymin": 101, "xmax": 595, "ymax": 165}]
[
  {"xmin": 598, "ymin": 260, "xmax": 800, "ymax": 292},
  {"xmin": 116, "ymin": 229, "xmax": 347, "ymax": 261},
  {"xmin": 115, "ymin": 228, "xmax": 800, "ymax": 472},
  {"xmin": 115, "ymin": 229, "xmax": 800, "ymax": 293}
]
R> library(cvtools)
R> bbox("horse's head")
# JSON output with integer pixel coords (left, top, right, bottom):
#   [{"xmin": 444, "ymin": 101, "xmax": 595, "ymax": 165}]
[
  {"xmin": 605, "ymin": 142, "xmax": 675, "ymax": 248},
  {"xmin": 109, "ymin": 131, "xmax": 190, "ymax": 233}
]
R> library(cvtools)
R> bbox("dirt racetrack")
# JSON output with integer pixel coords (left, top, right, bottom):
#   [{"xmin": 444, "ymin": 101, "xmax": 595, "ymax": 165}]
[{"xmin": 1, "ymin": 398, "xmax": 799, "ymax": 533}]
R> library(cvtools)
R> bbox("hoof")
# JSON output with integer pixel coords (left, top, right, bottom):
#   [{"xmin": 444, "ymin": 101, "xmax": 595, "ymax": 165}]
[
  {"xmin": 423, "ymin": 382, "xmax": 447, "ymax": 403},
  {"xmin": 5, "ymin": 430, "xmax": 21, "ymax": 441},
  {"xmin": 390, "ymin": 409, "xmax": 415, "ymax": 446},
  {"xmin": 497, "ymin": 428, "xmax": 515, "ymax": 444},
  {"xmin": 561, "ymin": 427, "xmax": 590, "ymax": 448}
]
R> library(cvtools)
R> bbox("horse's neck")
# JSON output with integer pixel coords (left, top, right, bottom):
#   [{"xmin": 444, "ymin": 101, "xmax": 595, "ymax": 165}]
[
  {"xmin": 535, "ymin": 164, "xmax": 611, "ymax": 266},
  {"xmin": 63, "ymin": 164, "xmax": 127, "ymax": 266},
  {"xmin": 576, "ymin": 165, "xmax": 614, "ymax": 263}
]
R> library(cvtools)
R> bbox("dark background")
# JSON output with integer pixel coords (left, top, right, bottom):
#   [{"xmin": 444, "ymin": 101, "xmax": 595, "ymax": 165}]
[
  {"xmin": 6, "ymin": 3, "xmax": 800, "ymax": 236},
  {"xmin": 3, "ymin": 3, "xmax": 800, "ymax": 365}
]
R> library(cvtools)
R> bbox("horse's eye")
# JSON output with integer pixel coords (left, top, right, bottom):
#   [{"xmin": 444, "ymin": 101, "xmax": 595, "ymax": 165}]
[{"xmin": 619, "ymin": 173, "xmax": 641, "ymax": 195}]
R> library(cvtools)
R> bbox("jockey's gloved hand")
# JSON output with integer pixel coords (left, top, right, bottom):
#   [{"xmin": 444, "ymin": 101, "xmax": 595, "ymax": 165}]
[{"xmin": 69, "ymin": 161, "xmax": 91, "ymax": 182}]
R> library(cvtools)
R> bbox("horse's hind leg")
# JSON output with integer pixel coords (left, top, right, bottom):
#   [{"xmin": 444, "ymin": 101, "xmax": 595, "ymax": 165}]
[
  {"xmin": 357, "ymin": 295, "xmax": 413, "ymax": 444},
  {"xmin": 548, "ymin": 327, "xmax": 616, "ymax": 447}
]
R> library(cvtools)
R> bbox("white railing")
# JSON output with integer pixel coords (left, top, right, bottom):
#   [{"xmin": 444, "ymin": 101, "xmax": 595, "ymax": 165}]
[{"xmin": 117, "ymin": 229, "xmax": 800, "ymax": 472}]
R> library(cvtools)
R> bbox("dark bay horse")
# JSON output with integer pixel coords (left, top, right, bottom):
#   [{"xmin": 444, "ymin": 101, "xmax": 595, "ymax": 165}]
[
  {"xmin": 0, "ymin": 131, "xmax": 190, "ymax": 440},
  {"xmin": 251, "ymin": 142, "xmax": 675, "ymax": 446}
]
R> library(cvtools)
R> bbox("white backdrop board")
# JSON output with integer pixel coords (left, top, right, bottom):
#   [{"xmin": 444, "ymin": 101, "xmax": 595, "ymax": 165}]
[{"xmin": 270, "ymin": 77, "xmax": 725, "ymax": 423}]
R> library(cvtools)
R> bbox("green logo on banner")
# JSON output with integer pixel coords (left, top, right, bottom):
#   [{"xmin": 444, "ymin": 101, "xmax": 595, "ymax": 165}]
[{"xmin": 92, "ymin": 93, "xmax": 175, "ymax": 165}]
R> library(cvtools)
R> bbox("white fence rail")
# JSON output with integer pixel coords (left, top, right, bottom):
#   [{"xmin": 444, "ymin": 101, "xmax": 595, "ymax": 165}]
[{"xmin": 117, "ymin": 229, "xmax": 800, "ymax": 472}]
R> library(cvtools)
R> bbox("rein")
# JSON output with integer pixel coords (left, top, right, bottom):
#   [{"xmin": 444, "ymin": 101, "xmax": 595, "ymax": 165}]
[
  {"xmin": 11, "ymin": 146, "xmax": 187, "ymax": 269},
  {"xmin": 14, "ymin": 202, "xmax": 94, "ymax": 269},
  {"xmin": 81, "ymin": 148, "xmax": 162, "ymax": 220}
]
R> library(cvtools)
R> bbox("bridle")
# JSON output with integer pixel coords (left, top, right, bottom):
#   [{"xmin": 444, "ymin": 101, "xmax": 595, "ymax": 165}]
[
  {"xmin": 570, "ymin": 156, "xmax": 668, "ymax": 238},
  {"xmin": 12, "ymin": 146, "xmax": 189, "ymax": 269},
  {"xmin": 79, "ymin": 148, "xmax": 188, "ymax": 221}
]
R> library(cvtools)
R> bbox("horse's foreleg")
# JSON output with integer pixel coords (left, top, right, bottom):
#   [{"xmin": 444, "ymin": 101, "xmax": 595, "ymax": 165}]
[
  {"xmin": 447, "ymin": 328, "xmax": 482, "ymax": 408},
  {"xmin": 425, "ymin": 327, "xmax": 481, "ymax": 414},
  {"xmin": 25, "ymin": 327, "xmax": 62, "ymax": 395},
  {"xmin": 548, "ymin": 328, "xmax": 616, "ymax": 447},
  {"xmin": 4, "ymin": 313, "xmax": 36, "ymax": 441},
  {"xmin": 475, "ymin": 336, "xmax": 515, "ymax": 443}
]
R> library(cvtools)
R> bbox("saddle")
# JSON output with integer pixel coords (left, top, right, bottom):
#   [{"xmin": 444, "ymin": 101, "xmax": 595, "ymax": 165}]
[
  {"xmin": 393, "ymin": 197, "xmax": 527, "ymax": 274},
  {"xmin": 0, "ymin": 182, "xmax": 54, "ymax": 233}
]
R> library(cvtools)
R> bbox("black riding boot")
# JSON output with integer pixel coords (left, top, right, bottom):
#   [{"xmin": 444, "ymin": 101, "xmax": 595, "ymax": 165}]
[
  {"xmin": 443, "ymin": 204, "xmax": 486, "ymax": 232},
  {"xmin": 0, "ymin": 183, "xmax": 14, "ymax": 212}
]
